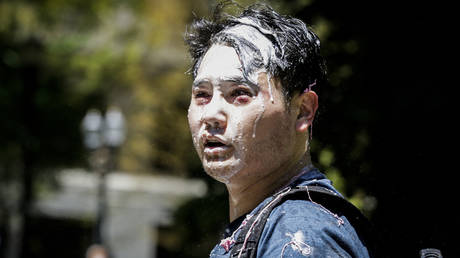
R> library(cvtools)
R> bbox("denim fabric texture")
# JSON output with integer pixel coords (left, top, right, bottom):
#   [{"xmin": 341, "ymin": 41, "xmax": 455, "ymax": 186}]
[{"xmin": 209, "ymin": 168, "xmax": 370, "ymax": 257}]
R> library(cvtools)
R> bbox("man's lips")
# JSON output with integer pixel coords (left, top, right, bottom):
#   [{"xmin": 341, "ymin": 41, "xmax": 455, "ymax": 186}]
[{"xmin": 202, "ymin": 136, "xmax": 232, "ymax": 156}]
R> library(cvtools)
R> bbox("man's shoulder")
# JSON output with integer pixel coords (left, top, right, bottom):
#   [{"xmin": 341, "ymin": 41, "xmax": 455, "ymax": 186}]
[
  {"xmin": 257, "ymin": 198, "xmax": 370, "ymax": 257},
  {"xmin": 269, "ymin": 198, "xmax": 345, "ymax": 225}
]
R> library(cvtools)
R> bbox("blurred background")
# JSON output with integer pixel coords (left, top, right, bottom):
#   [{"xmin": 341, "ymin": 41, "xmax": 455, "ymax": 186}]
[{"xmin": 0, "ymin": 0, "xmax": 453, "ymax": 257}]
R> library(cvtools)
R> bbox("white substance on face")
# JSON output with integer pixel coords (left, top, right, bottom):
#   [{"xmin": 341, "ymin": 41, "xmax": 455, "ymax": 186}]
[
  {"xmin": 233, "ymin": 17, "xmax": 280, "ymax": 64},
  {"xmin": 223, "ymin": 23, "xmax": 276, "ymax": 79},
  {"xmin": 188, "ymin": 107, "xmax": 200, "ymax": 157},
  {"xmin": 267, "ymin": 73, "xmax": 275, "ymax": 104},
  {"xmin": 234, "ymin": 121, "xmax": 244, "ymax": 148},
  {"xmin": 252, "ymin": 96, "xmax": 265, "ymax": 138},
  {"xmin": 246, "ymin": 68, "xmax": 268, "ymax": 139},
  {"xmin": 207, "ymin": 107, "xmax": 247, "ymax": 184},
  {"xmin": 216, "ymin": 23, "xmax": 277, "ymax": 139},
  {"xmin": 214, "ymin": 157, "xmax": 245, "ymax": 184},
  {"xmin": 189, "ymin": 44, "xmax": 287, "ymax": 185}
]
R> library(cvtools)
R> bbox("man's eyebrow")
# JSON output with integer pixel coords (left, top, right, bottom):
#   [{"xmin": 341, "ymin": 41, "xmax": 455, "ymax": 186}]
[
  {"xmin": 192, "ymin": 76, "xmax": 258, "ymax": 89},
  {"xmin": 221, "ymin": 75, "xmax": 258, "ymax": 89},
  {"xmin": 192, "ymin": 78, "xmax": 210, "ymax": 88}
]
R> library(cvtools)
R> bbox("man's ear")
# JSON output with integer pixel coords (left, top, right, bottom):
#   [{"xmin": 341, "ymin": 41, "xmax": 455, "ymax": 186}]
[{"xmin": 295, "ymin": 90, "xmax": 318, "ymax": 133}]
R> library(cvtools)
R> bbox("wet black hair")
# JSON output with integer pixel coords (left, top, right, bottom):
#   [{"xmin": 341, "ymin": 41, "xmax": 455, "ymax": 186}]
[{"xmin": 185, "ymin": 2, "xmax": 327, "ymax": 102}]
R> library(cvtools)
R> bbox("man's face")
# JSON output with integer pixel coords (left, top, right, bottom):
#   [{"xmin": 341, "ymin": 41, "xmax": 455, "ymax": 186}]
[{"xmin": 188, "ymin": 44, "xmax": 302, "ymax": 185}]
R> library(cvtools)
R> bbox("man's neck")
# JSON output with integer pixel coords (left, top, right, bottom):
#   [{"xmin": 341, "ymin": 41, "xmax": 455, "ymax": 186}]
[{"xmin": 226, "ymin": 153, "xmax": 312, "ymax": 222}]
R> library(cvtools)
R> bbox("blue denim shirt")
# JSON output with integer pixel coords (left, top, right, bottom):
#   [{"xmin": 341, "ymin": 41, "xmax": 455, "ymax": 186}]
[{"xmin": 210, "ymin": 167, "xmax": 370, "ymax": 257}]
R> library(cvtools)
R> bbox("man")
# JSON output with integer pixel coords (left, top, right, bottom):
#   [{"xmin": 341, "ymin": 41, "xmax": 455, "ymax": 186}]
[{"xmin": 185, "ymin": 3, "xmax": 371, "ymax": 257}]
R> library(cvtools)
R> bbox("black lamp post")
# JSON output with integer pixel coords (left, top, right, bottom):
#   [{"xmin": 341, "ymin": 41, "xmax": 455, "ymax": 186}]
[{"xmin": 81, "ymin": 107, "xmax": 126, "ymax": 250}]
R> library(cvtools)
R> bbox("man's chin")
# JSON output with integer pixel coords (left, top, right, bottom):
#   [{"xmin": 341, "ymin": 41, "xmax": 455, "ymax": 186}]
[{"xmin": 203, "ymin": 158, "xmax": 243, "ymax": 184}]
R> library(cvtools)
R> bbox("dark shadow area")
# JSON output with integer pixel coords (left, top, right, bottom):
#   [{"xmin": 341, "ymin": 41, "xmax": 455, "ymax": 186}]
[{"xmin": 23, "ymin": 216, "xmax": 92, "ymax": 258}]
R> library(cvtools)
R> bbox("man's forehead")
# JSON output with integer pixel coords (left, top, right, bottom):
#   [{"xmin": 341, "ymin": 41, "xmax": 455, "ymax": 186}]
[{"xmin": 194, "ymin": 45, "xmax": 244, "ymax": 84}]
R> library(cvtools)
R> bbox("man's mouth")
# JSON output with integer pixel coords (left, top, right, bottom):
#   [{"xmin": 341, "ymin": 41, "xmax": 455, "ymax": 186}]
[
  {"xmin": 204, "ymin": 140, "xmax": 227, "ymax": 148},
  {"xmin": 203, "ymin": 137, "xmax": 232, "ymax": 156}
]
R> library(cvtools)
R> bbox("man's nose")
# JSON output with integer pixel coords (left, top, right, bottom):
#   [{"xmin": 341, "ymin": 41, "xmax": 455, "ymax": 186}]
[{"xmin": 201, "ymin": 97, "xmax": 227, "ymax": 131}]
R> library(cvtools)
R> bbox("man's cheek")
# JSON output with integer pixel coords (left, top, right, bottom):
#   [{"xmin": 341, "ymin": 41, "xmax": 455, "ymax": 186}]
[{"xmin": 188, "ymin": 121, "xmax": 201, "ymax": 154}]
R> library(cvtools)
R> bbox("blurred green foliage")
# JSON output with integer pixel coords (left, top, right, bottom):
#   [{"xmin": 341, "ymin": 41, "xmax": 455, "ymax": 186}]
[{"xmin": 0, "ymin": 0, "xmax": 209, "ymax": 177}]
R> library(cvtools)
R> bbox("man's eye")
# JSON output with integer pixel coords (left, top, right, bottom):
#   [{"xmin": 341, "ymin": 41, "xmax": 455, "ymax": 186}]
[
  {"xmin": 231, "ymin": 89, "xmax": 252, "ymax": 97},
  {"xmin": 196, "ymin": 92, "xmax": 210, "ymax": 98},
  {"xmin": 194, "ymin": 92, "xmax": 211, "ymax": 104},
  {"xmin": 231, "ymin": 89, "xmax": 252, "ymax": 104}
]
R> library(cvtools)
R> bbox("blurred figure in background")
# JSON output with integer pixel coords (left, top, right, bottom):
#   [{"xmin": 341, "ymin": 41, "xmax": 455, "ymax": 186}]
[{"xmin": 85, "ymin": 244, "xmax": 108, "ymax": 258}]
